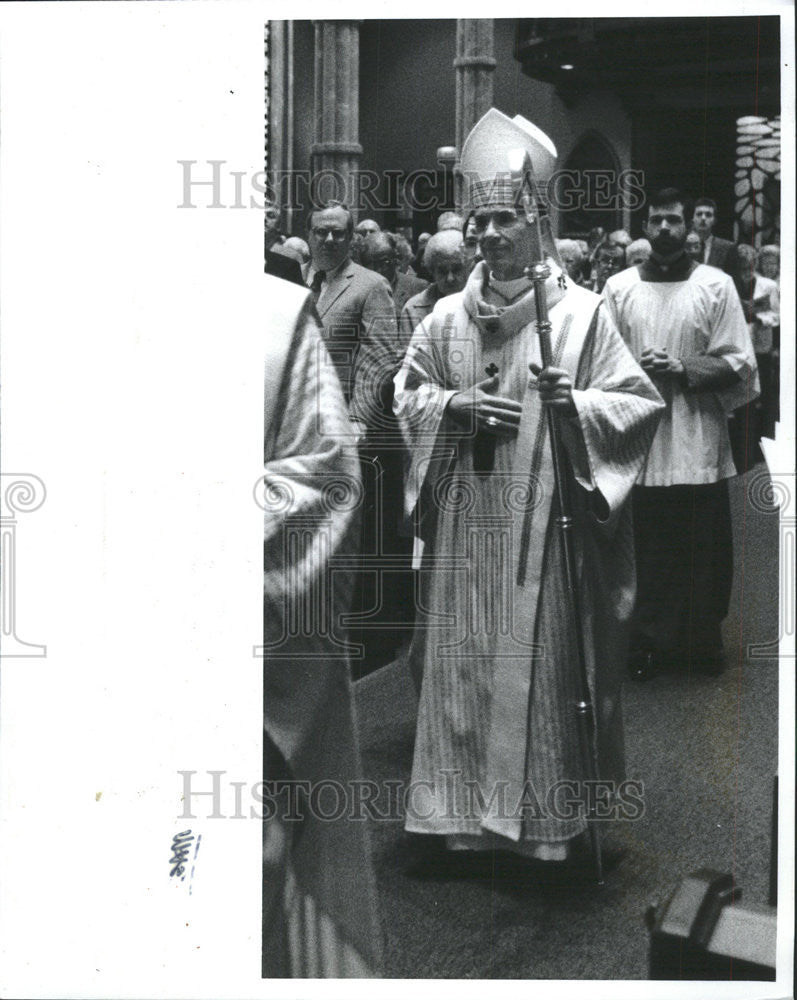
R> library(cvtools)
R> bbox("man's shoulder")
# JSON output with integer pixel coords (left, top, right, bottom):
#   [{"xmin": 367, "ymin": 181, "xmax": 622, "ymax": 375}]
[
  {"xmin": 603, "ymin": 265, "xmax": 642, "ymax": 296},
  {"xmin": 398, "ymin": 272, "xmax": 429, "ymax": 295},
  {"xmin": 403, "ymin": 284, "xmax": 437, "ymax": 314},
  {"xmin": 347, "ymin": 260, "xmax": 393, "ymax": 296},
  {"xmin": 428, "ymin": 288, "xmax": 469, "ymax": 322},
  {"xmin": 691, "ymin": 262, "xmax": 735, "ymax": 292}
]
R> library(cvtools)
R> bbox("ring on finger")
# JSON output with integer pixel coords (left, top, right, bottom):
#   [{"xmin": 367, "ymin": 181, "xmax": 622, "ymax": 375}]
[{"xmin": 485, "ymin": 415, "xmax": 499, "ymax": 427}]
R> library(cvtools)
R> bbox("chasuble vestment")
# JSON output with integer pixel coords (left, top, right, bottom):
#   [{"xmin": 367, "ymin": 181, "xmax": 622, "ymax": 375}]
[{"xmin": 394, "ymin": 262, "xmax": 664, "ymax": 855}]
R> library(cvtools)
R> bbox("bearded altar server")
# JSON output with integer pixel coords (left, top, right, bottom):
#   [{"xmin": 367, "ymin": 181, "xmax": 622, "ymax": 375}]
[
  {"xmin": 602, "ymin": 188, "xmax": 759, "ymax": 678},
  {"xmin": 262, "ymin": 275, "xmax": 382, "ymax": 975},
  {"xmin": 393, "ymin": 109, "xmax": 664, "ymax": 862}
]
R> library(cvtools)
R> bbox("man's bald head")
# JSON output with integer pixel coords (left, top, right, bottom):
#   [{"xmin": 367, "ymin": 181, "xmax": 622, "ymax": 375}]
[{"xmin": 355, "ymin": 218, "xmax": 381, "ymax": 238}]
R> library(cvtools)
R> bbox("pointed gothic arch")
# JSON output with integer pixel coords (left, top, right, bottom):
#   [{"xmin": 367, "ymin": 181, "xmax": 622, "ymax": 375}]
[{"xmin": 555, "ymin": 130, "xmax": 623, "ymax": 237}]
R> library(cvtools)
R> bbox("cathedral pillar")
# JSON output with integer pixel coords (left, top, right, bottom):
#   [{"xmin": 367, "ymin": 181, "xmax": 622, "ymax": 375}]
[
  {"xmin": 311, "ymin": 21, "xmax": 363, "ymax": 217},
  {"xmin": 454, "ymin": 19, "xmax": 496, "ymax": 209}
]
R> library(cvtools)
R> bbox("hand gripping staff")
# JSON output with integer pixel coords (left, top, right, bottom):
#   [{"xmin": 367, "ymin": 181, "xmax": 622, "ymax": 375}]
[{"xmin": 513, "ymin": 150, "xmax": 605, "ymax": 885}]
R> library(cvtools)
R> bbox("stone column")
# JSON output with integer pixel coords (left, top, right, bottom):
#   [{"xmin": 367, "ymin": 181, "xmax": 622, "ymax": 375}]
[
  {"xmin": 311, "ymin": 21, "xmax": 363, "ymax": 217},
  {"xmin": 267, "ymin": 22, "xmax": 296, "ymax": 233},
  {"xmin": 454, "ymin": 19, "xmax": 496, "ymax": 208}
]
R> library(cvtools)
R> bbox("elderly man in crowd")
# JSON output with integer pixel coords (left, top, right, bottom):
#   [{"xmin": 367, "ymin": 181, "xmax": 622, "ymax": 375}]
[
  {"xmin": 593, "ymin": 242, "xmax": 625, "ymax": 292},
  {"xmin": 305, "ymin": 202, "xmax": 410, "ymax": 672},
  {"xmin": 361, "ymin": 231, "xmax": 428, "ymax": 316},
  {"xmin": 555, "ymin": 238, "xmax": 585, "ymax": 285},
  {"xmin": 304, "ymin": 201, "xmax": 397, "ymax": 427},
  {"xmin": 602, "ymin": 188, "xmax": 758, "ymax": 680},
  {"xmin": 626, "ymin": 238, "xmax": 652, "ymax": 267},
  {"xmin": 394, "ymin": 233, "xmax": 418, "ymax": 275},
  {"xmin": 758, "ymin": 244, "xmax": 780, "ymax": 283},
  {"xmin": 684, "ymin": 231, "xmax": 704, "ymax": 263},
  {"xmin": 732, "ymin": 243, "xmax": 780, "ymax": 440},
  {"xmin": 608, "ymin": 229, "xmax": 632, "ymax": 250},
  {"xmin": 265, "ymin": 199, "xmax": 303, "ymax": 285},
  {"xmin": 691, "ymin": 197, "xmax": 735, "ymax": 272},
  {"xmin": 356, "ymin": 218, "xmax": 381, "ymax": 239},
  {"xmin": 394, "ymin": 108, "xmax": 662, "ymax": 867},
  {"xmin": 399, "ymin": 230, "xmax": 471, "ymax": 350}
]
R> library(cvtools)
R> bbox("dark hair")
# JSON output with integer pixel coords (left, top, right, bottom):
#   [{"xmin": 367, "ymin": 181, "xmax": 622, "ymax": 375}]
[
  {"xmin": 693, "ymin": 196, "xmax": 717, "ymax": 214},
  {"xmin": 647, "ymin": 187, "xmax": 691, "ymax": 220},
  {"xmin": 307, "ymin": 200, "xmax": 354, "ymax": 238}
]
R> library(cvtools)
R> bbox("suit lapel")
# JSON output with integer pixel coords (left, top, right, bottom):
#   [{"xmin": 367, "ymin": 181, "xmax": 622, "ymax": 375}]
[{"xmin": 317, "ymin": 264, "xmax": 353, "ymax": 317}]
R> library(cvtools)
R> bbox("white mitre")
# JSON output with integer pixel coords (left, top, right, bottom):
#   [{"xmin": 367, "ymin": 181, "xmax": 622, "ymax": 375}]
[{"xmin": 460, "ymin": 108, "xmax": 558, "ymax": 212}]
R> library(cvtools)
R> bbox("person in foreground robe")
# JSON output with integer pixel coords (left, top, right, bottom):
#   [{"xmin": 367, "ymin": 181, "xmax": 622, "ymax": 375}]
[
  {"xmin": 262, "ymin": 274, "xmax": 382, "ymax": 977},
  {"xmin": 602, "ymin": 188, "xmax": 759, "ymax": 679},
  {"xmin": 393, "ymin": 109, "xmax": 664, "ymax": 863}
]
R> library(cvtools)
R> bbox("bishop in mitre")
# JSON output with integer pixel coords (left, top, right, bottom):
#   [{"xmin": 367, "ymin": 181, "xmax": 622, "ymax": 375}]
[{"xmin": 394, "ymin": 109, "xmax": 664, "ymax": 862}]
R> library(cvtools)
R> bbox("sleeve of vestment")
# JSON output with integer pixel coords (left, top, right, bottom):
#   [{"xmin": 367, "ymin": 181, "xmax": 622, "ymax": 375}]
[
  {"xmin": 565, "ymin": 303, "xmax": 666, "ymax": 533},
  {"xmin": 693, "ymin": 271, "xmax": 760, "ymax": 412},
  {"xmin": 393, "ymin": 310, "xmax": 459, "ymax": 522},
  {"xmin": 681, "ymin": 355, "xmax": 741, "ymax": 391}
]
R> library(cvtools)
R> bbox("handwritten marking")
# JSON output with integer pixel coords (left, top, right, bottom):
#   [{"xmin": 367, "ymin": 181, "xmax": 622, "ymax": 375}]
[{"xmin": 170, "ymin": 829, "xmax": 202, "ymax": 893}]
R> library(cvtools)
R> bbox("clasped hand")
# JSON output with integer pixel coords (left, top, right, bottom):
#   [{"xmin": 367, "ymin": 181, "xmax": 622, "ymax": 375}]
[
  {"xmin": 639, "ymin": 347, "xmax": 684, "ymax": 378},
  {"xmin": 447, "ymin": 374, "xmax": 522, "ymax": 436},
  {"xmin": 528, "ymin": 363, "xmax": 577, "ymax": 417}
]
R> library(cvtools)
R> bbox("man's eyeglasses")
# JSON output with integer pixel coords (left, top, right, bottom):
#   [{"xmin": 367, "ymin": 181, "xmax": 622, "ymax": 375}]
[{"xmin": 311, "ymin": 228, "xmax": 347, "ymax": 242}]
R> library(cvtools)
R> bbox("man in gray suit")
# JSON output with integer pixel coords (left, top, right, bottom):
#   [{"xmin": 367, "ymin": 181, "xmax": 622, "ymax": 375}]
[
  {"xmin": 691, "ymin": 197, "xmax": 735, "ymax": 273},
  {"xmin": 304, "ymin": 201, "xmax": 408, "ymax": 673},
  {"xmin": 304, "ymin": 201, "xmax": 399, "ymax": 435}
]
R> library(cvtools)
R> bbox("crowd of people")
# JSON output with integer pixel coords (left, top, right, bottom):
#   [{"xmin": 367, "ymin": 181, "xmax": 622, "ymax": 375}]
[
  {"xmin": 262, "ymin": 106, "xmax": 774, "ymax": 975},
  {"xmin": 267, "ymin": 195, "xmax": 779, "ymax": 450}
]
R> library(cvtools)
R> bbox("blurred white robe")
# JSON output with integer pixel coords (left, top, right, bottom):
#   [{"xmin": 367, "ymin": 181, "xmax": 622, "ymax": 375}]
[{"xmin": 262, "ymin": 276, "xmax": 381, "ymax": 976}]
